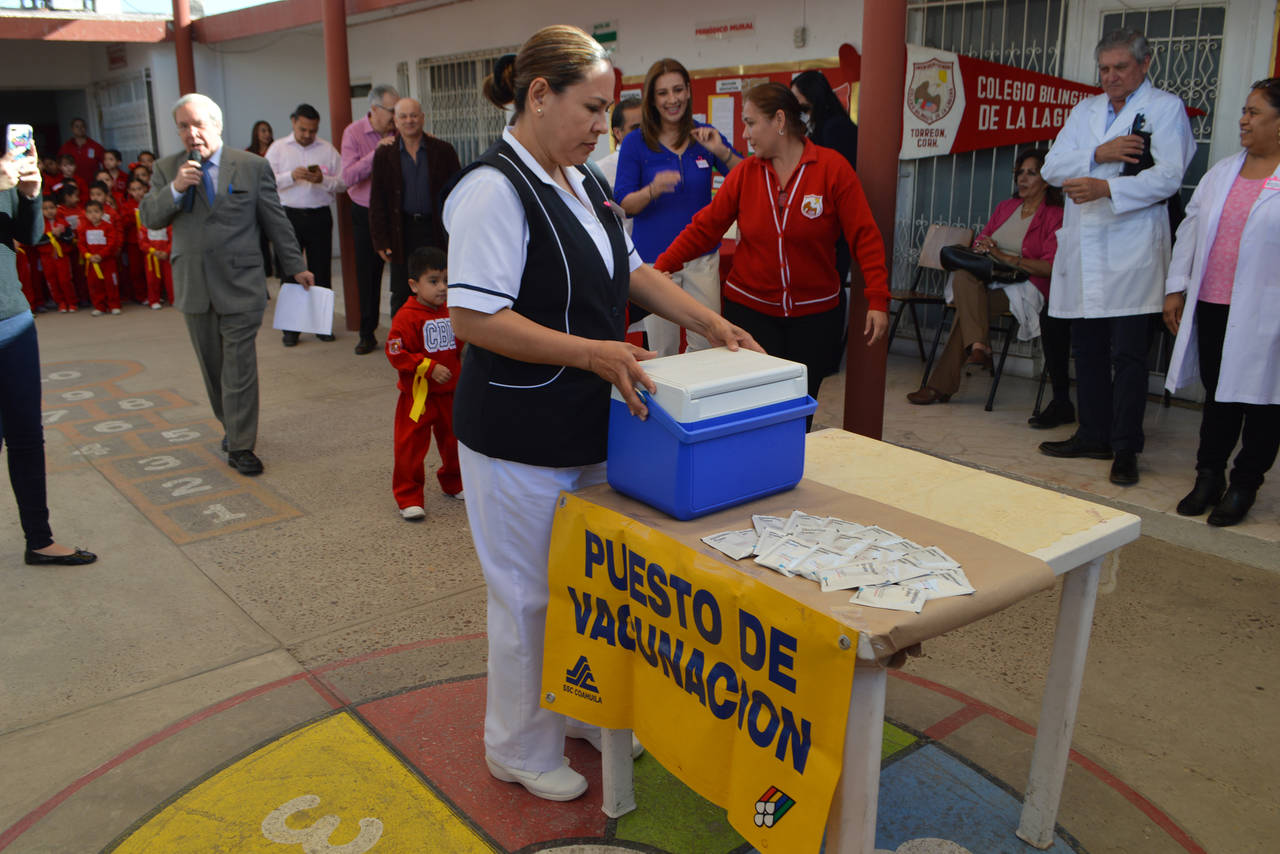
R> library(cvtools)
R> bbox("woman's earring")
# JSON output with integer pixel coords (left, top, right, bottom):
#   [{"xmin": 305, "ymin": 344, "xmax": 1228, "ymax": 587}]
[
  {"xmin": 536, "ymin": 107, "xmax": 543, "ymax": 115},
  {"xmin": 778, "ymin": 128, "xmax": 784, "ymax": 135}
]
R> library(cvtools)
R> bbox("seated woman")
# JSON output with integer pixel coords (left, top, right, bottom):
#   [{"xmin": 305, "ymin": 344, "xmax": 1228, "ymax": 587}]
[{"xmin": 907, "ymin": 148, "xmax": 1071, "ymax": 427}]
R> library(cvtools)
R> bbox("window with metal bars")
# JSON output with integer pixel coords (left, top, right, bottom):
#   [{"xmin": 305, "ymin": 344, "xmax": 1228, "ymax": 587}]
[{"xmin": 417, "ymin": 47, "xmax": 518, "ymax": 167}]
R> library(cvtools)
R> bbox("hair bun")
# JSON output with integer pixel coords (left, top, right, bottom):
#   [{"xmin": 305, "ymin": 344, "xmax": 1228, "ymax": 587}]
[{"xmin": 483, "ymin": 53, "xmax": 518, "ymax": 109}]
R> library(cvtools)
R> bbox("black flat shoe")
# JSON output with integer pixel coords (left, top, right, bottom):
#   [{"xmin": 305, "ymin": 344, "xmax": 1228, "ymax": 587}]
[
  {"xmin": 354, "ymin": 338, "xmax": 378, "ymax": 355},
  {"xmin": 282, "ymin": 332, "xmax": 300, "ymax": 347},
  {"xmin": 1207, "ymin": 485, "xmax": 1256, "ymax": 527},
  {"xmin": 1039, "ymin": 433, "xmax": 1113, "ymax": 459},
  {"xmin": 1176, "ymin": 468, "xmax": 1225, "ymax": 516},
  {"xmin": 25, "ymin": 547, "xmax": 97, "ymax": 566},
  {"xmin": 317, "ymin": 334, "xmax": 336, "ymax": 342},
  {"xmin": 1028, "ymin": 400, "xmax": 1076, "ymax": 430},
  {"xmin": 228, "ymin": 449, "xmax": 264, "ymax": 476},
  {"xmin": 1109, "ymin": 450, "xmax": 1139, "ymax": 485}
]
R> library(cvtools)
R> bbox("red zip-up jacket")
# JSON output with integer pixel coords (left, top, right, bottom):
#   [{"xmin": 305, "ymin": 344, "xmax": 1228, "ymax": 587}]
[
  {"xmin": 656, "ymin": 138, "xmax": 890, "ymax": 317},
  {"xmin": 385, "ymin": 300, "xmax": 461, "ymax": 396}
]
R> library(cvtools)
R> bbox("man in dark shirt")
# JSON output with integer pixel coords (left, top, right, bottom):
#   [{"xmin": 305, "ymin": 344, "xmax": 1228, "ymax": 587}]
[{"xmin": 368, "ymin": 98, "xmax": 460, "ymax": 318}]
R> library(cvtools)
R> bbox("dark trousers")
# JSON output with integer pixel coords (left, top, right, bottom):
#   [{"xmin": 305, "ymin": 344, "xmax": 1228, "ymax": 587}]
[
  {"xmin": 722, "ymin": 300, "xmax": 842, "ymax": 428},
  {"xmin": 1070, "ymin": 313, "xmax": 1152, "ymax": 453},
  {"xmin": 389, "ymin": 215, "xmax": 438, "ymax": 319},
  {"xmin": 1041, "ymin": 308, "xmax": 1072, "ymax": 403},
  {"xmin": 350, "ymin": 203, "xmax": 385, "ymax": 341},
  {"xmin": 1195, "ymin": 301, "xmax": 1280, "ymax": 490},
  {"xmin": 284, "ymin": 206, "xmax": 333, "ymax": 289},
  {"xmin": 0, "ymin": 320, "xmax": 54, "ymax": 549}
]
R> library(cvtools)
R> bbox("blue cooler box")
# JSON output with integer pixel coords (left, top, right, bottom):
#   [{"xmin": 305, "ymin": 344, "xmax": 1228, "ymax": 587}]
[{"xmin": 607, "ymin": 348, "xmax": 816, "ymax": 520}]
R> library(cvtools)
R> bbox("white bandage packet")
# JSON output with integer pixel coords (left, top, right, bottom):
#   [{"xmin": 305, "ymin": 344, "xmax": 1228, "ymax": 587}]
[
  {"xmin": 752, "ymin": 515, "xmax": 786, "ymax": 538},
  {"xmin": 701, "ymin": 529, "xmax": 758, "ymax": 561},
  {"xmin": 792, "ymin": 545, "xmax": 854, "ymax": 581},
  {"xmin": 850, "ymin": 584, "xmax": 927, "ymax": 613},
  {"xmin": 902, "ymin": 569, "xmax": 976, "ymax": 600},
  {"xmin": 908, "ymin": 546, "xmax": 962, "ymax": 571},
  {"xmin": 753, "ymin": 530, "xmax": 786, "ymax": 557},
  {"xmin": 754, "ymin": 537, "xmax": 814, "ymax": 577},
  {"xmin": 782, "ymin": 511, "xmax": 827, "ymax": 536},
  {"xmin": 817, "ymin": 560, "xmax": 891, "ymax": 592},
  {"xmin": 861, "ymin": 526, "xmax": 908, "ymax": 547}
]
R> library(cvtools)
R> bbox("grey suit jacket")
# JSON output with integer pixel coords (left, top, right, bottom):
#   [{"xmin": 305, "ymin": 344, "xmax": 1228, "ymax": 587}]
[{"xmin": 140, "ymin": 147, "xmax": 304, "ymax": 315}]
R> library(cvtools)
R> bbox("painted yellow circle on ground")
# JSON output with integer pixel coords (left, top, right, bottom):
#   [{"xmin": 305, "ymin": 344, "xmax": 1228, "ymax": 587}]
[{"xmin": 112, "ymin": 712, "xmax": 493, "ymax": 853}]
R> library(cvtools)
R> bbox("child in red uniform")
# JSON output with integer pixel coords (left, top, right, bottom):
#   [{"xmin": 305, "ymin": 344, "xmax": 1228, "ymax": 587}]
[
  {"xmin": 50, "ymin": 154, "xmax": 86, "ymax": 201},
  {"xmin": 38, "ymin": 198, "xmax": 77, "ymax": 312},
  {"xmin": 77, "ymin": 200, "xmax": 122, "ymax": 315},
  {"xmin": 103, "ymin": 150, "xmax": 129, "ymax": 199},
  {"xmin": 138, "ymin": 221, "xmax": 173, "ymax": 308},
  {"xmin": 55, "ymin": 185, "xmax": 89, "ymax": 307},
  {"xmin": 14, "ymin": 241, "xmax": 40, "ymax": 312},
  {"xmin": 120, "ymin": 177, "xmax": 149, "ymax": 303},
  {"xmin": 385, "ymin": 247, "xmax": 463, "ymax": 520}
]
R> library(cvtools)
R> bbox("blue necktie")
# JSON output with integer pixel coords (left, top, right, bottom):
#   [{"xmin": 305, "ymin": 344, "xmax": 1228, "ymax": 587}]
[{"xmin": 202, "ymin": 164, "xmax": 215, "ymax": 204}]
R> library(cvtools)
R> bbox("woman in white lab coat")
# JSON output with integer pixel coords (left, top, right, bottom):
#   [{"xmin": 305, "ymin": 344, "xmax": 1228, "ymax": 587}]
[{"xmin": 1163, "ymin": 78, "xmax": 1280, "ymax": 527}]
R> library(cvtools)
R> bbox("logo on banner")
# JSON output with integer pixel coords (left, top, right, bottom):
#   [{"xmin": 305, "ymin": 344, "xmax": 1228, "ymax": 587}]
[
  {"xmin": 564, "ymin": 655, "xmax": 601, "ymax": 701},
  {"xmin": 753, "ymin": 786, "xmax": 795, "ymax": 827},
  {"xmin": 800, "ymin": 194, "xmax": 823, "ymax": 219},
  {"xmin": 908, "ymin": 58, "xmax": 957, "ymax": 125}
]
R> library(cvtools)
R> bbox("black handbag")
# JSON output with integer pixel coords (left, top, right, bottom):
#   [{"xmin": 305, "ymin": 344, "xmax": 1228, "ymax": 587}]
[{"xmin": 939, "ymin": 244, "xmax": 1026, "ymax": 285}]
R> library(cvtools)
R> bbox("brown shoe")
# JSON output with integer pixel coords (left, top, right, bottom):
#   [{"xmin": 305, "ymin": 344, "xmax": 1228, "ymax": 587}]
[
  {"xmin": 965, "ymin": 348, "xmax": 993, "ymax": 373},
  {"xmin": 906, "ymin": 387, "xmax": 951, "ymax": 405}
]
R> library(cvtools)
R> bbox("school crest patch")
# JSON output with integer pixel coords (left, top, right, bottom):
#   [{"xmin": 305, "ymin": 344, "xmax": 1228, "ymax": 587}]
[
  {"xmin": 388, "ymin": 337, "xmax": 402, "ymax": 354},
  {"xmin": 801, "ymin": 194, "xmax": 823, "ymax": 219}
]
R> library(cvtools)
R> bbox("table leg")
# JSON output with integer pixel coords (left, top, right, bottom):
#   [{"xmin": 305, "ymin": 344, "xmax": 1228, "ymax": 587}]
[
  {"xmin": 1017, "ymin": 556, "xmax": 1102, "ymax": 849},
  {"xmin": 826, "ymin": 663, "xmax": 887, "ymax": 853},
  {"xmin": 600, "ymin": 728, "xmax": 637, "ymax": 819}
]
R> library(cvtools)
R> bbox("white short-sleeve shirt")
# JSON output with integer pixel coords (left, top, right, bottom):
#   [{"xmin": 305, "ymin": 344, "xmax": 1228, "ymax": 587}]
[{"xmin": 445, "ymin": 128, "xmax": 642, "ymax": 315}]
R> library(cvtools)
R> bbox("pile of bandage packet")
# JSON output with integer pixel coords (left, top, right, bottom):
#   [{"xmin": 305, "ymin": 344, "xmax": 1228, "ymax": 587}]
[{"xmin": 700, "ymin": 511, "xmax": 975, "ymax": 614}]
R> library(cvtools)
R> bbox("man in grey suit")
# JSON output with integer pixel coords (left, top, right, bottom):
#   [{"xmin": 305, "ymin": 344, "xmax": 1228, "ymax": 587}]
[{"xmin": 141, "ymin": 93, "xmax": 315, "ymax": 475}]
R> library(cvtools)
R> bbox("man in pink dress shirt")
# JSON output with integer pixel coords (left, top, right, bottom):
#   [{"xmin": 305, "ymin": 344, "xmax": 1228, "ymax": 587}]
[{"xmin": 341, "ymin": 85, "xmax": 400, "ymax": 354}]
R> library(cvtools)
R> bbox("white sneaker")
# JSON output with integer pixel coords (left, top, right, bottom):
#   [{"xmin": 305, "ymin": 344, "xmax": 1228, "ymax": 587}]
[
  {"xmin": 110, "ymin": 308, "xmax": 122, "ymax": 315},
  {"xmin": 91, "ymin": 309, "xmax": 103, "ymax": 317},
  {"xmin": 150, "ymin": 302, "xmax": 162, "ymax": 310},
  {"xmin": 565, "ymin": 723, "xmax": 645, "ymax": 759},
  {"xmin": 399, "ymin": 506, "xmax": 425, "ymax": 521},
  {"xmin": 485, "ymin": 755, "xmax": 587, "ymax": 802},
  {"xmin": 445, "ymin": 490, "xmax": 465, "ymax": 501}
]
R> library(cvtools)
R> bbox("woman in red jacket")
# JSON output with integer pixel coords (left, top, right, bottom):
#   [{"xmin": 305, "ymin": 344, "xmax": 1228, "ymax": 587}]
[{"xmin": 656, "ymin": 83, "xmax": 889, "ymax": 405}]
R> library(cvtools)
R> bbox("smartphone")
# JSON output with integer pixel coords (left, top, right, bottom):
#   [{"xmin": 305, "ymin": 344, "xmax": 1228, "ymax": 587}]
[
  {"xmin": 307, "ymin": 164, "xmax": 321, "ymax": 173},
  {"xmin": 6, "ymin": 124, "xmax": 34, "ymax": 159}
]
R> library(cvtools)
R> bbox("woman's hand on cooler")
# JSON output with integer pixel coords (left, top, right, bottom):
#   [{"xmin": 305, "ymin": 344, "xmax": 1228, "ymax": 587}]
[
  {"xmin": 864, "ymin": 310, "xmax": 889, "ymax": 345},
  {"xmin": 700, "ymin": 315, "xmax": 764, "ymax": 354},
  {"xmin": 1163, "ymin": 292, "xmax": 1186, "ymax": 336},
  {"xmin": 584, "ymin": 339, "xmax": 658, "ymax": 419}
]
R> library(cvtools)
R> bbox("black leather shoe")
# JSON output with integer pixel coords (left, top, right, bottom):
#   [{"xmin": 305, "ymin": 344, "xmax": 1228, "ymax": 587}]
[
  {"xmin": 1109, "ymin": 450, "xmax": 1139, "ymax": 485},
  {"xmin": 354, "ymin": 337, "xmax": 378, "ymax": 355},
  {"xmin": 1207, "ymin": 485, "xmax": 1256, "ymax": 527},
  {"xmin": 227, "ymin": 449, "xmax": 264, "ymax": 476},
  {"xmin": 1039, "ymin": 433, "xmax": 1113, "ymax": 459},
  {"xmin": 282, "ymin": 332, "xmax": 300, "ymax": 347},
  {"xmin": 25, "ymin": 547, "xmax": 97, "ymax": 566},
  {"xmin": 1176, "ymin": 468, "xmax": 1225, "ymax": 516},
  {"xmin": 1028, "ymin": 399, "xmax": 1076, "ymax": 430},
  {"xmin": 317, "ymin": 334, "xmax": 336, "ymax": 342}
]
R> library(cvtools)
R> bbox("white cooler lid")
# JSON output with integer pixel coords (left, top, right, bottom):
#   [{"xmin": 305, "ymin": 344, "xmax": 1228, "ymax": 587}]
[{"xmin": 612, "ymin": 347, "xmax": 808, "ymax": 423}]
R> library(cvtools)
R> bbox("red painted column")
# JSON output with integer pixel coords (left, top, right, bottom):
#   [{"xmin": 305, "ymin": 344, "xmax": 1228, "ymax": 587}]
[
  {"xmin": 843, "ymin": 0, "xmax": 906, "ymax": 440},
  {"xmin": 171, "ymin": 0, "xmax": 196, "ymax": 95},
  {"xmin": 321, "ymin": 0, "xmax": 359, "ymax": 332}
]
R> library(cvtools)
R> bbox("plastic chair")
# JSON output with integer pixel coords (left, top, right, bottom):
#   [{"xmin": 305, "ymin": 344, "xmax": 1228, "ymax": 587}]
[{"xmin": 887, "ymin": 224, "xmax": 975, "ymax": 361}]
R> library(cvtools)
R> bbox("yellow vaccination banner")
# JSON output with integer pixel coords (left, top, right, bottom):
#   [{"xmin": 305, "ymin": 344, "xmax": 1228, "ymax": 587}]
[{"xmin": 542, "ymin": 493, "xmax": 857, "ymax": 852}]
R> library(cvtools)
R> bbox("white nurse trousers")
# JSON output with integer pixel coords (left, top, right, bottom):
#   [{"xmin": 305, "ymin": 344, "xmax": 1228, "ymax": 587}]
[{"xmin": 457, "ymin": 441, "xmax": 607, "ymax": 774}]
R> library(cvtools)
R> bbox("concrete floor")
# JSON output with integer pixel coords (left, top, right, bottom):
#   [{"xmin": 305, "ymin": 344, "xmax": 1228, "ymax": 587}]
[{"xmin": 1, "ymin": 274, "xmax": 1275, "ymax": 853}]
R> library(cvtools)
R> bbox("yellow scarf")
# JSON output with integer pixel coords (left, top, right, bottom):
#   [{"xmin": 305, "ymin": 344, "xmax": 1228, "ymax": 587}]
[{"xmin": 409, "ymin": 358, "xmax": 434, "ymax": 422}]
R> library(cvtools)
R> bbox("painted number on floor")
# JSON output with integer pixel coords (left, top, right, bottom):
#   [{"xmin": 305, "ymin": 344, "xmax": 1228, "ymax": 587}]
[{"xmin": 261, "ymin": 794, "xmax": 383, "ymax": 854}]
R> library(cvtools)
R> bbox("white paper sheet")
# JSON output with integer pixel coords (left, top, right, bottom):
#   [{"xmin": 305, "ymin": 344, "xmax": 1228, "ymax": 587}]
[{"xmin": 272, "ymin": 283, "xmax": 334, "ymax": 336}]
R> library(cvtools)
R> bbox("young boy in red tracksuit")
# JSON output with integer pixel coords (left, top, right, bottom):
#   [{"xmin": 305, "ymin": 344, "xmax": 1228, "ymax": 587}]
[
  {"xmin": 50, "ymin": 154, "xmax": 86, "ymax": 201},
  {"xmin": 385, "ymin": 246, "xmax": 463, "ymax": 520},
  {"xmin": 37, "ymin": 198, "xmax": 77, "ymax": 312},
  {"xmin": 77, "ymin": 200, "xmax": 122, "ymax": 315},
  {"xmin": 138, "ymin": 222, "xmax": 173, "ymax": 308},
  {"xmin": 55, "ymin": 185, "xmax": 89, "ymax": 307},
  {"xmin": 14, "ymin": 240, "xmax": 40, "ymax": 312},
  {"xmin": 119, "ymin": 177, "xmax": 149, "ymax": 303}
]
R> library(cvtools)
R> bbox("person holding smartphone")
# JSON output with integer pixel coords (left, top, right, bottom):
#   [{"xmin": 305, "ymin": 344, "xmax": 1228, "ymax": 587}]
[{"xmin": 1, "ymin": 131, "xmax": 97, "ymax": 565}]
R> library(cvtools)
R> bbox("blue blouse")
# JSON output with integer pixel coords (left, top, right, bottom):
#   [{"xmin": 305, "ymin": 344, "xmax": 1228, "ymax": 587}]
[{"xmin": 612, "ymin": 123, "xmax": 738, "ymax": 263}]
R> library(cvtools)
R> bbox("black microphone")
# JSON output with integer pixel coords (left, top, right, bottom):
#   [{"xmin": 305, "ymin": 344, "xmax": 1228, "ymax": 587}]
[{"xmin": 181, "ymin": 150, "xmax": 204, "ymax": 212}]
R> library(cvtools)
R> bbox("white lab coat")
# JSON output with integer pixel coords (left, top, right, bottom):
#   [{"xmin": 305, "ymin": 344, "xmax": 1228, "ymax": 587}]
[
  {"xmin": 1042, "ymin": 80, "xmax": 1195, "ymax": 319},
  {"xmin": 1163, "ymin": 150, "xmax": 1280, "ymax": 405}
]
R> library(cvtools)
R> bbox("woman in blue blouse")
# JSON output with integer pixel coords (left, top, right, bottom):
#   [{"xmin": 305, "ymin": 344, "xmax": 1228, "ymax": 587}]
[{"xmin": 614, "ymin": 58, "xmax": 741, "ymax": 355}]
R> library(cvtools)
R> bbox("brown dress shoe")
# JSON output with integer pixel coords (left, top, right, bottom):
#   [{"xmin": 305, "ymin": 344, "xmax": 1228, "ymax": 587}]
[{"xmin": 906, "ymin": 387, "xmax": 951, "ymax": 405}]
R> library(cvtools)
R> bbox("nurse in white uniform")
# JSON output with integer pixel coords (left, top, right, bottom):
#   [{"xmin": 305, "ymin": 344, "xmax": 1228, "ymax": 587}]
[
  {"xmin": 1162, "ymin": 78, "xmax": 1280, "ymax": 527},
  {"xmin": 443, "ymin": 24, "xmax": 759, "ymax": 802}
]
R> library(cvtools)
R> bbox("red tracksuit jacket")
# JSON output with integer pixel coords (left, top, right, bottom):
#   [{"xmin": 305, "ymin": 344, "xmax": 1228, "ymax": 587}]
[
  {"xmin": 656, "ymin": 138, "xmax": 890, "ymax": 317},
  {"xmin": 386, "ymin": 300, "xmax": 461, "ymax": 397},
  {"xmin": 76, "ymin": 219, "xmax": 121, "ymax": 263}
]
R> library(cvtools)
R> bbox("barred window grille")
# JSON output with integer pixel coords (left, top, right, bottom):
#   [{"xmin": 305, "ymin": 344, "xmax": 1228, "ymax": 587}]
[
  {"xmin": 417, "ymin": 47, "xmax": 518, "ymax": 167},
  {"xmin": 93, "ymin": 69, "xmax": 156, "ymax": 163},
  {"xmin": 397, "ymin": 61, "xmax": 410, "ymax": 99}
]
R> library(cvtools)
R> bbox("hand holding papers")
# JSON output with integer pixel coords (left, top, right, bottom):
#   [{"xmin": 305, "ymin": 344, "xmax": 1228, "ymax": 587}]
[{"xmin": 272, "ymin": 282, "xmax": 334, "ymax": 336}]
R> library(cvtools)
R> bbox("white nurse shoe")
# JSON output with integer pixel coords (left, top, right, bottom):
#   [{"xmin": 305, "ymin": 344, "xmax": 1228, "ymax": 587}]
[{"xmin": 484, "ymin": 755, "xmax": 588, "ymax": 801}]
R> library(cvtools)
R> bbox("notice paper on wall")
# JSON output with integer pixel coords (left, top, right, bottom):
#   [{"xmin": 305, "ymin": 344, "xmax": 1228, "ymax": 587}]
[
  {"xmin": 708, "ymin": 95, "xmax": 736, "ymax": 150},
  {"xmin": 272, "ymin": 283, "xmax": 334, "ymax": 336}
]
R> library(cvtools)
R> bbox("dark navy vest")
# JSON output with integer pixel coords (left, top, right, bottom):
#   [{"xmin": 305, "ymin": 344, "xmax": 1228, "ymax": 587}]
[{"xmin": 448, "ymin": 139, "xmax": 630, "ymax": 467}]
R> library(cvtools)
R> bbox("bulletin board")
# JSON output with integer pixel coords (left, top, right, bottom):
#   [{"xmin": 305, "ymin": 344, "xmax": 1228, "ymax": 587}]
[{"xmin": 620, "ymin": 61, "xmax": 853, "ymax": 157}]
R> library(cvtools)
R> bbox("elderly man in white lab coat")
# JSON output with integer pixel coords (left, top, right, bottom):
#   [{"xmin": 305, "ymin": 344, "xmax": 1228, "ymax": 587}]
[{"xmin": 1039, "ymin": 28, "xmax": 1195, "ymax": 486}]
